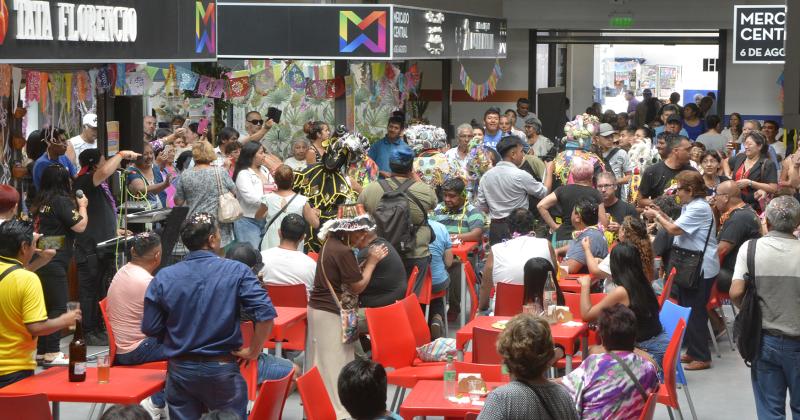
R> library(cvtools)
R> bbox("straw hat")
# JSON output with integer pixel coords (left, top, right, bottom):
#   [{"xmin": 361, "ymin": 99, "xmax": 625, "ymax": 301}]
[{"xmin": 317, "ymin": 203, "xmax": 375, "ymax": 241}]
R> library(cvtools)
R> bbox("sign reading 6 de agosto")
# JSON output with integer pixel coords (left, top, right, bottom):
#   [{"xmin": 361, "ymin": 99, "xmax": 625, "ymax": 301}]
[
  {"xmin": 733, "ymin": 5, "xmax": 786, "ymax": 64},
  {"xmin": 0, "ymin": 0, "xmax": 216, "ymax": 63}
]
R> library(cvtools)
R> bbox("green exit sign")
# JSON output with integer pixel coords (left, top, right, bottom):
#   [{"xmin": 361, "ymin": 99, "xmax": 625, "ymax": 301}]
[{"xmin": 610, "ymin": 16, "xmax": 633, "ymax": 27}]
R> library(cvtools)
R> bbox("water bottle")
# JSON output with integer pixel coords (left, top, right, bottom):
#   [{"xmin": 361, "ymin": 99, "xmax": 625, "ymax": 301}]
[{"xmin": 443, "ymin": 355, "xmax": 457, "ymax": 399}]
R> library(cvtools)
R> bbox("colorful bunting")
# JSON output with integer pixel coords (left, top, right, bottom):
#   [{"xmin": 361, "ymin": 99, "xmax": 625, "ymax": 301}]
[
  {"xmin": 458, "ymin": 59, "xmax": 502, "ymax": 101},
  {"xmin": 126, "ymin": 71, "xmax": 147, "ymax": 96},
  {"xmin": 227, "ymin": 74, "xmax": 250, "ymax": 99},
  {"xmin": 176, "ymin": 67, "xmax": 200, "ymax": 91}
]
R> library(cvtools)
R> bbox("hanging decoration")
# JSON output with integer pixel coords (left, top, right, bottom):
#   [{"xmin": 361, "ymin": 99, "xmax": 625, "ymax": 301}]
[
  {"xmin": 227, "ymin": 70, "xmax": 251, "ymax": 99},
  {"xmin": 0, "ymin": 65, "xmax": 11, "ymax": 97},
  {"xmin": 126, "ymin": 71, "xmax": 147, "ymax": 96},
  {"xmin": 284, "ymin": 63, "xmax": 307, "ymax": 91},
  {"xmin": 458, "ymin": 59, "xmax": 502, "ymax": 101},
  {"xmin": 177, "ymin": 67, "xmax": 200, "ymax": 91}
]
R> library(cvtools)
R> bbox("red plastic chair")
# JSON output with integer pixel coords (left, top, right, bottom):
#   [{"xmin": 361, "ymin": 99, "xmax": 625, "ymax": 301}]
[
  {"xmin": 658, "ymin": 268, "xmax": 677, "ymax": 309},
  {"xmin": 494, "ymin": 283, "xmax": 524, "ymax": 316},
  {"xmin": 639, "ymin": 393, "xmax": 658, "ymax": 420},
  {"xmin": 399, "ymin": 294, "xmax": 431, "ymax": 347},
  {"xmin": 706, "ymin": 280, "xmax": 735, "ymax": 356},
  {"xmin": 264, "ymin": 284, "xmax": 307, "ymax": 353},
  {"xmin": 465, "ymin": 413, "xmax": 479, "ymax": 420},
  {"xmin": 472, "ymin": 326, "xmax": 503, "ymax": 364},
  {"xmin": 562, "ymin": 292, "xmax": 607, "ymax": 322},
  {"xmin": 365, "ymin": 302, "xmax": 445, "ymax": 410},
  {"xmin": 656, "ymin": 318, "xmax": 688, "ymax": 419},
  {"xmin": 239, "ymin": 321, "xmax": 260, "ymax": 401},
  {"xmin": 0, "ymin": 394, "xmax": 52, "ymax": 419},
  {"xmin": 297, "ymin": 366, "xmax": 336, "ymax": 420},
  {"xmin": 463, "ymin": 260, "xmax": 480, "ymax": 321},
  {"xmin": 454, "ymin": 361, "xmax": 506, "ymax": 382},
  {"xmin": 404, "ymin": 266, "xmax": 420, "ymax": 297},
  {"xmin": 248, "ymin": 367, "xmax": 295, "ymax": 420},
  {"xmin": 307, "ymin": 251, "xmax": 319, "ymax": 262},
  {"xmin": 99, "ymin": 298, "xmax": 167, "ymax": 370}
]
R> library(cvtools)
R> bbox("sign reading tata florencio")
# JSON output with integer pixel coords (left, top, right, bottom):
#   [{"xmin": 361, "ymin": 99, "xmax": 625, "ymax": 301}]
[
  {"xmin": 733, "ymin": 5, "xmax": 786, "ymax": 64},
  {"xmin": 0, "ymin": 0, "xmax": 216, "ymax": 63}
]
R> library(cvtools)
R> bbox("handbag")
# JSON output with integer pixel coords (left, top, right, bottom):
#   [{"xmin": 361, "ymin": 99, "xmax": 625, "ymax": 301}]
[
  {"xmin": 264, "ymin": 193, "xmax": 299, "ymax": 232},
  {"xmin": 215, "ymin": 167, "xmax": 242, "ymax": 223},
  {"xmin": 733, "ymin": 238, "xmax": 762, "ymax": 367},
  {"xmin": 665, "ymin": 218, "xmax": 713, "ymax": 290},
  {"xmin": 319, "ymin": 241, "xmax": 360, "ymax": 344}
]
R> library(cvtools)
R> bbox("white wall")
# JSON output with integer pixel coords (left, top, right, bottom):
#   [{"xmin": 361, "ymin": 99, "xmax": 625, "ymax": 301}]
[{"xmin": 724, "ymin": 34, "xmax": 784, "ymax": 118}]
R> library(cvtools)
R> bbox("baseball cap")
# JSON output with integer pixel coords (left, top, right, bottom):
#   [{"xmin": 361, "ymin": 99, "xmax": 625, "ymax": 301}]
[
  {"xmin": 496, "ymin": 136, "xmax": 525, "ymax": 156},
  {"xmin": 82, "ymin": 113, "xmax": 98, "ymax": 128},
  {"xmin": 388, "ymin": 145, "xmax": 414, "ymax": 165},
  {"xmin": 666, "ymin": 114, "xmax": 682, "ymax": 124},
  {"xmin": 598, "ymin": 123, "xmax": 616, "ymax": 137}
]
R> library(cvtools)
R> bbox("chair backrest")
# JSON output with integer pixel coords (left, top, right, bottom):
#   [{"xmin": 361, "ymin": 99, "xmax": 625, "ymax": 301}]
[
  {"xmin": 661, "ymin": 318, "xmax": 687, "ymax": 407},
  {"xmin": 454, "ymin": 361, "xmax": 506, "ymax": 382},
  {"xmin": 0, "ymin": 394, "xmax": 52, "ymax": 420},
  {"xmin": 308, "ymin": 251, "xmax": 319, "ymax": 262},
  {"xmin": 98, "ymin": 298, "xmax": 117, "ymax": 364},
  {"xmin": 249, "ymin": 367, "xmax": 296, "ymax": 420},
  {"xmin": 265, "ymin": 284, "xmax": 308, "ymax": 308},
  {"xmin": 365, "ymin": 301, "xmax": 418, "ymax": 369},
  {"xmin": 494, "ymin": 283, "xmax": 524, "ymax": 316},
  {"xmin": 659, "ymin": 300, "xmax": 691, "ymax": 340},
  {"xmin": 562, "ymin": 292, "xmax": 607, "ymax": 321},
  {"xmin": 638, "ymin": 393, "xmax": 658, "ymax": 420},
  {"xmin": 400, "ymin": 294, "xmax": 431, "ymax": 347},
  {"xmin": 463, "ymin": 260, "xmax": 480, "ymax": 320},
  {"xmin": 297, "ymin": 366, "xmax": 337, "ymax": 420},
  {"xmin": 239, "ymin": 321, "xmax": 259, "ymax": 401},
  {"xmin": 472, "ymin": 326, "xmax": 503, "ymax": 364},
  {"xmin": 404, "ymin": 266, "xmax": 420, "ymax": 297},
  {"xmin": 659, "ymin": 268, "xmax": 677, "ymax": 309}
]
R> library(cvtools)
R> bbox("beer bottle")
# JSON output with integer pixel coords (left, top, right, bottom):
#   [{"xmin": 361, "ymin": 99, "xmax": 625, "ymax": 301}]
[{"xmin": 68, "ymin": 319, "xmax": 87, "ymax": 382}]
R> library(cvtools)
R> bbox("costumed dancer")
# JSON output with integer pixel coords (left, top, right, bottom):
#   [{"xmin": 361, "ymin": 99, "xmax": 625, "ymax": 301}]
[
  {"xmin": 406, "ymin": 124, "xmax": 465, "ymax": 196},
  {"xmin": 551, "ymin": 113, "xmax": 606, "ymax": 189}
]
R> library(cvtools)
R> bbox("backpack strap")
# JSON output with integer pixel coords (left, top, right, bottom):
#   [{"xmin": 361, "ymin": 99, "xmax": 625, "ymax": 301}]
[
  {"xmin": 0, "ymin": 264, "xmax": 21, "ymax": 284},
  {"xmin": 745, "ymin": 238, "xmax": 758, "ymax": 289}
]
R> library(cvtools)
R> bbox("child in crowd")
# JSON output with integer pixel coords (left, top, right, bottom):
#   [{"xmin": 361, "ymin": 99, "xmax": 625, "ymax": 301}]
[{"xmin": 284, "ymin": 138, "xmax": 310, "ymax": 171}]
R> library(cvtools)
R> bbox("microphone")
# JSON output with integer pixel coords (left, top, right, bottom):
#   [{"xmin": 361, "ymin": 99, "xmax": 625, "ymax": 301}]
[{"xmin": 75, "ymin": 189, "xmax": 85, "ymax": 199}]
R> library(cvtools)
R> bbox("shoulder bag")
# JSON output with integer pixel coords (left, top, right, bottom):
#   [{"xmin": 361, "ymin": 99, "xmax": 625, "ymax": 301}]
[
  {"xmin": 215, "ymin": 167, "xmax": 242, "ymax": 223},
  {"xmin": 665, "ymin": 218, "xmax": 713, "ymax": 290},
  {"xmin": 733, "ymin": 238, "xmax": 762, "ymax": 366},
  {"xmin": 264, "ymin": 193, "xmax": 299, "ymax": 232},
  {"xmin": 319, "ymin": 241, "xmax": 360, "ymax": 344}
]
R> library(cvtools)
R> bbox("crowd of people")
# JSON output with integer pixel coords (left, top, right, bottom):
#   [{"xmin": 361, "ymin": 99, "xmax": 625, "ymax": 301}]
[{"xmin": 0, "ymin": 92, "xmax": 799, "ymax": 420}]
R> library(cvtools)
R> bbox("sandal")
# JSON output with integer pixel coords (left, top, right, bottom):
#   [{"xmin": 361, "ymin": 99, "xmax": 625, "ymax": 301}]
[{"xmin": 43, "ymin": 352, "xmax": 69, "ymax": 366}]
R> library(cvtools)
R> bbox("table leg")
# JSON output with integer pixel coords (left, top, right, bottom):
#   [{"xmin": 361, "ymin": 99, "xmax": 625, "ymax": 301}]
[
  {"xmin": 566, "ymin": 355, "xmax": 573, "ymax": 373},
  {"xmin": 52, "ymin": 401, "xmax": 60, "ymax": 420},
  {"xmin": 275, "ymin": 341, "xmax": 283, "ymax": 359},
  {"xmin": 460, "ymin": 263, "xmax": 467, "ymax": 327},
  {"xmin": 457, "ymin": 349, "xmax": 464, "ymax": 362}
]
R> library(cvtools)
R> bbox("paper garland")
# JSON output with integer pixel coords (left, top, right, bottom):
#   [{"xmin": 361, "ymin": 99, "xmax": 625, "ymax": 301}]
[
  {"xmin": 177, "ymin": 67, "xmax": 200, "ymax": 91},
  {"xmin": 459, "ymin": 59, "xmax": 502, "ymax": 101}
]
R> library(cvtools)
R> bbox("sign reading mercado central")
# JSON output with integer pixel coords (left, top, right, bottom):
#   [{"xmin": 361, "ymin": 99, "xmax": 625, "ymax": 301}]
[{"xmin": 0, "ymin": 0, "xmax": 217, "ymax": 62}]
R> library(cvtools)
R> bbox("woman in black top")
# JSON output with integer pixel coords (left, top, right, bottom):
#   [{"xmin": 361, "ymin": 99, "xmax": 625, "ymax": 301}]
[
  {"xmin": 701, "ymin": 151, "xmax": 729, "ymax": 196},
  {"xmin": 724, "ymin": 131, "xmax": 778, "ymax": 213},
  {"xmin": 31, "ymin": 164, "xmax": 88, "ymax": 363},
  {"xmin": 578, "ymin": 242, "xmax": 669, "ymax": 368}
]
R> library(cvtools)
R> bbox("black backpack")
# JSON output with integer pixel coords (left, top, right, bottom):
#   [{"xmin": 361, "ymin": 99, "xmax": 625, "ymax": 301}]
[
  {"xmin": 374, "ymin": 178, "xmax": 431, "ymax": 254},
  {"xmin": 733, "ymin": 238, "xmax": 762, "ymax": 367}
]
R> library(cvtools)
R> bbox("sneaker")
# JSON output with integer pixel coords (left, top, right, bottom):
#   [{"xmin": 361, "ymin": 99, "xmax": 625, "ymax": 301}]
[
  {"xmin": 430, "ymin": 315, "xmax": 444, "ymax": 340},
  {"xmin": 43, "ymin": 352, "xmax": 69, "ymax": 366},
  {"xmin": 85, "ymin": 331, "xmax": 109, "ymax": 346},
  {"xmin": 140, "ymin": 397, "xmax": 166, "ymax": 420}
]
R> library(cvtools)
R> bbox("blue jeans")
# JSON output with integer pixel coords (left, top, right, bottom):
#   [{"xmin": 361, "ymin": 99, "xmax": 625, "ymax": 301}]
[
  {"xmin": 637, "ymin": 328, "xmax": 671, "ymax": 370},
  {"xmin": 166, "ymin": 359, "xmax": 248, "ymax": 420},
  {"xmin": 114, "ymin": 337, "xmax": 167, "ymax": 407},
  {"xmin": 234, "ymin": 217, "xmax": 265, "ymax": 249},
  {"xmin": 0, "ymin": 370, "xmax": 33, "ymax": 388},
  {"xmin": 751, "ymin": 334, "xmax": 800, "ymax": 420},
  {"xmin": 257, "ymin": 353, "xmax": 294, "ymax": 383}
]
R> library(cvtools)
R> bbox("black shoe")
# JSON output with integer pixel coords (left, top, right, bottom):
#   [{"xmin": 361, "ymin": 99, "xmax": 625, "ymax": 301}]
[{"xmin": 430, "ymin": 315, "xmax": 444, "ymax": 340}]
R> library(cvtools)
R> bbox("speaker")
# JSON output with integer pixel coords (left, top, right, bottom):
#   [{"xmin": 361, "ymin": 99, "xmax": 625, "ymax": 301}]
[{"xmin": 112, "ymin": 96, "xmax": 145, "ymax": 154}]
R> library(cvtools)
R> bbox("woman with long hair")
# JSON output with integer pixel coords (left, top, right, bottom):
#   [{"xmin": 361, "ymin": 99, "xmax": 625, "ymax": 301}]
[
  {"xmin": 304, "ymin": 121, "xmax": 331, "ymax": 164},
  {"xmin": 31, "ymin": 164, "xmax": 88, "ymax": 364},
  {"xmin": 583, "ymin": 215, "xmax": 655, "ymax": 281},
  {"xmin": 233, "ymin": 142, "xmax": 277, "ymax": 249},
  {"xmin": 701, "ymin": 151, "xmax": 729, "ymax": 196},
  {"xmin": 522, "ymin": 257, "xmax": 565, "ymax": 307},
  {"xmin": 721, "ymin": 112, "xmax": 743, "ymax": 144},
  {"xmin": 256, "ymin": 165, "xmax": 319, "ymax": 251},
  {"xmin": 577, "ymin": 242, "xmax": 669, "ymax": 368}
]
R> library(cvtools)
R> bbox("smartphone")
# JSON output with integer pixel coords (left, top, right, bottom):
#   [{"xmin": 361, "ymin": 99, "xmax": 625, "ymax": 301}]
[
  {"xmin": 182, "ymin": 118, "xmax": 192, "ymax": 129},
  {"xmin": 266, "ymin": 107, "xmax": 282, "ymax": 124},
  {"xmin": 197, "ymin": 118, "xmax": 210, "ymax": 135},
  {"xmin": 37, "ymin": 236, "xmax": 64, "ymax": 251}
]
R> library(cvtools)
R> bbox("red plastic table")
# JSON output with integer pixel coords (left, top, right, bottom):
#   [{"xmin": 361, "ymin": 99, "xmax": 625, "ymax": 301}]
[
  {"xmin": 270, "ymin": 306, "xmax": 307, "ymax": 358},
  {"xmin": 0, "ymin": 367, "xmax": 165, "ymax": 420},
  {"xmin": 455, "ymin": 316, "xmax": 589, "ymax": 372},
  {"xmin": 451, "ymin": 241, "xmax": 479, "ymax": 326},
  {"xmin": 557, "ymin": 274, "xmax": 596, "ymax": 293},
  {"xmin": 399, "ymin": 380, "xmax": 505, "ymax": 419}
]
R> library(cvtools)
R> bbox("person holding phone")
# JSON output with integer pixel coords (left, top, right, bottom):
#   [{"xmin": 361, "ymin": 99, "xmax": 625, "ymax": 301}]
[
  {"xmin": 240, "ymin": 111, "xmax": 273, "ymax": 144},
  {"xmin": 31, "ymin": 164, "xmax": 88, "ymax": 365}
]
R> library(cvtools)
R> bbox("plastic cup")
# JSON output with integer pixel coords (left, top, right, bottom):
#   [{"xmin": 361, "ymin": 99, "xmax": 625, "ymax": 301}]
[{"xmin": 97, "ymin": 355, "xmax": 110, "ymax": 384}]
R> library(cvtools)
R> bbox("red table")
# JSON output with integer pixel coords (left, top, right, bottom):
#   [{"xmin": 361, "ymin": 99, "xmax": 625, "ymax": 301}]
[
  {"xmin": 557, "ymin": 274, "xmax": 595, "ymax": 293},
  {"xmin": 269, "ymin": 306, "xmax": 307, "ymax": 358},
  {"xmin": 0, "ymin": 367, "xmax": 165, "ymax": 420},
  {"xmin": 399, "ymin": 380, "xmax": 504, "ymax": 419},
  {"xmin": 451, "ymin": 241, "xmax": 479, "ymax": 327},
  {"xmin": 455, "ymin": 316, "xmax": 588, "ymax": 372}
]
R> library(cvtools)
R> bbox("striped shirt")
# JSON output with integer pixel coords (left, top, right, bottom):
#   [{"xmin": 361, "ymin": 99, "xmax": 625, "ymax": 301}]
[{"xmin": 431, "ymin": 203, "xmax": 486, "ymax": 235}]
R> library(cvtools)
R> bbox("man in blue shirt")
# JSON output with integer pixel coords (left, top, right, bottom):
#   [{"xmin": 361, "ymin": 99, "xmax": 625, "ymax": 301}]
[
  {"xmin": 482, "ymin": 107, "xmax": 503, "ymax": 150},
  {"xmin": 368, "ymin": 116, "xmax": 406, "ymax": 178},
  {"xmin": 653, "ymin": 105, "xmax": 689, "ymax": 139},
  {"xmin": 142, "ymin": 213, "xmax": 276, "ymax": 420},
  {"xmin": 427, "ymin": 219, "xmax": 453, "ymax": 339},
  {"xmin": 32, "ymin": 128, "xmax": 77, "ymax": 190},
  {"xmin": 562, "ymin": 198, "xmax": 609, "ymax": 275}
]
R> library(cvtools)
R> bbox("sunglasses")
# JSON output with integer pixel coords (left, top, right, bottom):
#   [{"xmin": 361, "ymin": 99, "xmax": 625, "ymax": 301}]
[{"xmin": 248, "ymin": 119, "xmax": 264, "ymax": 126}]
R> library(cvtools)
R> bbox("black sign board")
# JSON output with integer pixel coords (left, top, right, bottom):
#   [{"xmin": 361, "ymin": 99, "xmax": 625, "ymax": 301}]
[
  {"xmin": 218, "ymin": 4, "xmax": 391, "ymax": 60},
  {"xmin": 216, "ymin": 3, "xmax": 506, "ymax": 60},
  {"xmin": 392, "ymin": 6, "xmax": 506, "ymax": 59},
  {"xmin": 733, "ymin": 5, "xmax": 786, "ymax": 64},
  {"xmin": 0, "ymin": 0, "xmax": 216, "ymax": 63}
]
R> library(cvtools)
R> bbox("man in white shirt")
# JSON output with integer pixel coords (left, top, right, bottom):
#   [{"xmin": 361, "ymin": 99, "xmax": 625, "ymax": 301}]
[
  {"xmin": 68, "ymin": 113, "xmax": 98, "ymax": 166},
  {"xmin": 259, "ymin": 214, "xmax": 316, "ymax": 296}
]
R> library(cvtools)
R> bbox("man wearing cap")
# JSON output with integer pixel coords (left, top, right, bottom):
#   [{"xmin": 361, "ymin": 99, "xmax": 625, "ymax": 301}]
[
  {"xmin": 477, "ymin": 136, "xmax": 548, "ymax": 245},
  {"xmin": 595, "ymin": 123, "xmax": 632, "ymax": 200},
  {"xmin": 523, "ymin": 116, "xmax": 554, "ymax": 161},
  {"xmin": 654, "ymin": 104, "xmax": 689, "ymax": 139},
  {"xmin": 32, "ymin": 128, "xmax": 77, "ymax": 191},
  {"xmin": 358, "ymin": 146, "xmax": 437, "ymax": 295},
  {"xmin": 68, "ymin": 113, "xmax": 98, "ymax": 167}
]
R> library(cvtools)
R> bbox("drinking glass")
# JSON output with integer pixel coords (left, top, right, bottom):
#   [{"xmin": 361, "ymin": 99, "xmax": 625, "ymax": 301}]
[{"xmin": 97, "ymin": 355, "xmax": 111, "ymax": 384}]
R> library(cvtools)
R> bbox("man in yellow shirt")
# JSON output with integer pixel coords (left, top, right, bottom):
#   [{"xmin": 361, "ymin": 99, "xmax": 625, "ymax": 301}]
[{"xmin": 0, "ymin": 220, "xmax": 80, "ymax": 388}]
